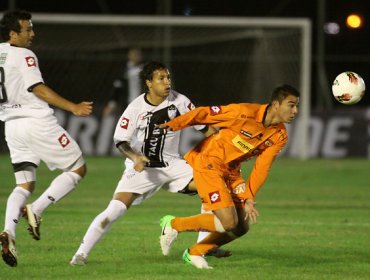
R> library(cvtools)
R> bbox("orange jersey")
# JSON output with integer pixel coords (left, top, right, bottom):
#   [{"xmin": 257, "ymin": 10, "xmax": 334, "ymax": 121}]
[{"xmin": 165, "ymin": 103, "xmax": 288, "ymax": 199}]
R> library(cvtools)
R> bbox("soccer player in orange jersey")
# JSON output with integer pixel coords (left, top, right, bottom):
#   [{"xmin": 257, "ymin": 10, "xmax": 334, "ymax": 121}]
[{"xmin": 158, "ymin": 84, "xmax": 299, "ymax": 269}]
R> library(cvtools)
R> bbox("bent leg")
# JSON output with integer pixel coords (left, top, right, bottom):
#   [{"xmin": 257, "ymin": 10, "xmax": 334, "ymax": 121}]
[{"xmin": 31, "ymin": 157, "xmax": 86, "ymax": 216}]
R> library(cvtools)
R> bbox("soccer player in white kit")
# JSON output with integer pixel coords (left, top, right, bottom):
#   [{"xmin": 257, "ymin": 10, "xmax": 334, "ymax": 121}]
[
  {"xmin": 0, "ymin": 10, "xmax": 93, "ymax": 267},
  {"xmin": 70, "ymin": 61, "xmax": 218, "ymax": 265}
]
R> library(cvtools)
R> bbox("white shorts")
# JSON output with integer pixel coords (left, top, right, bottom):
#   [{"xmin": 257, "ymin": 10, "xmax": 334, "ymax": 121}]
[
  {"xmin": 5, "ymin": 116, "xmax": 82, "ymax": 171},
  {"xmin": 114, "ymin": 157, "xmax": 193, "ymax": 205}
]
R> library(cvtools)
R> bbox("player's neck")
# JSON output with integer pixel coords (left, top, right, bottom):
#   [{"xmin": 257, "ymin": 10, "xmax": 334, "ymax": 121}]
[{"xmin": 145, "ymin": 93, "xmax": 166, "ymax": 106}]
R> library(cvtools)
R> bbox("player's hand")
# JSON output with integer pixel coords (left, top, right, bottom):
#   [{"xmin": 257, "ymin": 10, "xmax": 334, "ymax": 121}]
[
  {"xmin": 155, "ymin": 123, "xmax": 172, "ymax": 131},
  {"xmin": 244, "ymin": 199, "xmax": 259, "ymax": 224},
  {"xmin": 133, "ymin": 155, "xmax": 150, "ymax": 172},
  {"xmin": 72, "ymin": 102, "xmax": 93, "ymax": 117}
]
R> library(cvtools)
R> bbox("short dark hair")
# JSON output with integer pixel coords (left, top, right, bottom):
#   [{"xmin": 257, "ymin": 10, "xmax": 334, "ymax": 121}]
[
  {"xmin": 270, "ymin": 84, "xmax": 300, "ymax": 104},
  {"xmin": 140, "ymin": 61, "xmax": 167, "ymax": 93},
  {"xmin": 0, "ymin": 10, "xmax": 32, "ymax": 41}
]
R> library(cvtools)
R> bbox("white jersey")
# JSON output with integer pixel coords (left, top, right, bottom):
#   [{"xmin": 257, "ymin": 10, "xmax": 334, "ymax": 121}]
[
  {"xmin": 0, "ymin": 43, "xmax": 53, "ymax": 121},
  {"xmin": 114, "ymin": 90, "xmax": 205, "ymax": 167}
]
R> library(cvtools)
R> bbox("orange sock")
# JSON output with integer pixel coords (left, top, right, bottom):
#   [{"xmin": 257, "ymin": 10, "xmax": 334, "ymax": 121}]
[
  {"xmin": 189, "ymin": 232, "xmax": 238, "ymax": 256},
  {"xmin": 172, "ymin": 213, "xmax": 216, "ymax": 232},
  {"xmin": 189, "ymin": 243, "xmax": 217, "ymax": 256}
]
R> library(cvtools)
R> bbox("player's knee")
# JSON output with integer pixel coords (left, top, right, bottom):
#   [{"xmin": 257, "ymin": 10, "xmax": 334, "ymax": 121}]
[
  {"xmin": 233, "ymin": 222, "xmax": 249, "ymax": 237},
  {"xmin": 13, "ymin": 162, "xmax": 37, "ymax": 192},
  {"xmin": 67, "ymin": 156, "xmax": 87, "ymax": 178},
  {"xmin": 178, "ymin": 184, "xmax": 198, "ymax": 196},
  {"xmin": 217, "ymin": 215, "xmax": 238, "ymax": 232}
]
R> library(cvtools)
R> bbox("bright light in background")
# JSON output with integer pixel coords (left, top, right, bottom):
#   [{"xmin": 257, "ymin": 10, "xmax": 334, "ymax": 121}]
[
  {"xmin": 324, "ymin": 22, "xmax": 340, "ymax": 34},
  {"xmin": 346, "ymin": 13, "xmax": 363, "ymax": 29}
]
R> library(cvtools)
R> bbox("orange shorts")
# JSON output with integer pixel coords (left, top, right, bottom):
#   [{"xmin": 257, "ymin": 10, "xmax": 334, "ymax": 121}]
[{"xmin": 193, "ymin": 169, "xmax": 247, "ymax": 211}]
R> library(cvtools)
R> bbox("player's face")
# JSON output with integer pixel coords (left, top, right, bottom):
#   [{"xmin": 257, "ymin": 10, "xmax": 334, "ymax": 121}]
[
  {"xmin": 11, "ymin": 20, "xmax": 35, "ymax": 48},
  {"xmin": 147, "ymin": 68, "xmax": 171, "ymax": 98},
  {"xmin": 275, "ymin": 95, "xmax": 299, "ymax": 123}
]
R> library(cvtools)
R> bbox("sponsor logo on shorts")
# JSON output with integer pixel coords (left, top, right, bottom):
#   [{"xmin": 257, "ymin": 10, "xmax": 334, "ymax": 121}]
[
  {"xmin": 209, "ymin": 191, "xmax": 221, "ymax": 203},
  {"xmin": 120, "ymin": 117, "xmax": 129, "ymax": 129},
  {"xmin": 209, "ymin": 106, "xmax": 222, "ymax": 115},
  {"xmin": 58, "ymin": 133, "xmax": 70, "ymax": 148},
  {"xmin": 25, "ymin": 56, "xmax": 36, "ymax": 67},
  {"xmin": 232, "ymin": 135, "xmax": 254, "ymax": 153}
]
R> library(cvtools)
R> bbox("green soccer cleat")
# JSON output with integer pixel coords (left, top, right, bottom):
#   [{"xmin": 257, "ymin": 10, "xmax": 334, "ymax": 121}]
[
  {"xmin": 159, "ymin": 215, "xmax": 178, "ymax": 256},
  {"xmin": 182, "ymin": 248, "xmax": 213, "ymax": 269}
]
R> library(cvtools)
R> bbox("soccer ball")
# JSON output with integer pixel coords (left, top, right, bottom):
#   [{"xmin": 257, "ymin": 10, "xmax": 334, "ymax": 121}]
[{"xmin": 332, "ymin": 71, "xmax": 365, "ymax": 105}]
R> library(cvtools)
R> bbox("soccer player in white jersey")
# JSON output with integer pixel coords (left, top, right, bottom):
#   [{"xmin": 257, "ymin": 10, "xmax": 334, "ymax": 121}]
[
  {"xmin": 70, "ymin": 61, "xmax": 220, "ymax": 265},
  {"xmin": 0, "ymin": 10, "xmax": 93, "ymax": 267}
]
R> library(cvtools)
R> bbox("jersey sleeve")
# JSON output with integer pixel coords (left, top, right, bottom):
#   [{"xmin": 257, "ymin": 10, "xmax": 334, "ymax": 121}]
[
  {"xmin": 177, "ymin": 94, "xmax": 206, "ymax": 131},
  {"xmin": 245, "ymin": 129, "xmax": 288, "ymax": 199},
  {"xmin": 18, "ymin": 49, "xmax": 44, "ymax": 90},
  {"xmin": 166, "ymin": 104, "xmax": 240, "ymax": 131},
  {"xmin": 113, "ymin": 105, "xmax": 137, "ymax": 145}
]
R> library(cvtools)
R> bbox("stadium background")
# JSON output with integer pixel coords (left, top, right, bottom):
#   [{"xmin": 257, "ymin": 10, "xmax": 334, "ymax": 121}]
[{"xmin": 0, "ymin": 0, "xmax": 369, "ymax": 157}]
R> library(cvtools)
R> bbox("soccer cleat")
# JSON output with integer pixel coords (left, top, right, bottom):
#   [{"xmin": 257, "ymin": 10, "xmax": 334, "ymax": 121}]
[
  {"xmin": 69, "ymin": 254, "xmax": 87, "ymax": 266},
  {"xmin": 0, "ymin": 231, "xmax": 18, "ymax": 267},
  {"xmin": 21, "ymin": 204, "xmax": 42, "ymax": 240},
  {"xmin": 205, "ymin": 247, "xmax": 232, "ymax": 258},
  {"xmin": 182, "ymin": 249, "xmax": 213, "ymax": 269},
  {"xmin": 159, "ymin": 215, "xmax": 178, "ymax": 256}
]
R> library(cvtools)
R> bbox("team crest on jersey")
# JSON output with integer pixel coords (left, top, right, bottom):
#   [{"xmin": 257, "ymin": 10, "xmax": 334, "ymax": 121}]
[
  {"xmin": 264, "ymin": 139, "xmax": 274, "ymax": 146},
  {"xmin": 209, "ymin": 106, "xmax": 222, "ymax": 115},
  {"xmin": 167, "ymin": 105, "xmax": 177, "ymax": 120},
  {"xmin": 58, "ymin": 133, "xmax": 70, "ymax": 148},
  {"xmin": 25, "ymin": 56, "xmax": 36, "ymax": 67},
  {"xmin": 120, "ymin": 117, "xmax": 129, "ymax": 129},
  {"xmin": 209, "ymin": 191, "xmax": 221, "ymax": 203}
]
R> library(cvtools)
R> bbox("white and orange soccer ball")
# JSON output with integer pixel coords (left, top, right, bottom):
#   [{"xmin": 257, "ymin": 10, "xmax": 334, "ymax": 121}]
[{"xmin": 332, "ymin": 71, "xmax": 365, "ymax": 105}]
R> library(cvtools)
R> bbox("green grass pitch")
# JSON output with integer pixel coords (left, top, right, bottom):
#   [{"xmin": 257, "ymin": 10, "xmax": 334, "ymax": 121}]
[{"xmin": 0, "ymin": 155, "xmax": 369, "ymax": 279}]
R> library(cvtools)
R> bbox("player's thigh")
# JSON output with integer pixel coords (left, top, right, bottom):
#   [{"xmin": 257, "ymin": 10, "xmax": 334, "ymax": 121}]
[
  {"xmin": 28, "ymin": 117, "xmax": 82, "ymax": 170},
  {"xmin": 164, "ymin": 159, "xmax": 193, "ymax": 193},
  {"xmin": 194, "ymin": 170, "xmax": 234, "ymax": 211},
  {"xmin": 114, "ymin": 166, "xmax": 167, "ymax": 196},
  {"xmin": 5, "ymin": 119, "xmax": 40, "ymax": 165}
]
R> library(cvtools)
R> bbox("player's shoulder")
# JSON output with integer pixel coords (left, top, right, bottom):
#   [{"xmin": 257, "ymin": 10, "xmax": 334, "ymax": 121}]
[
  {"xmin": 168, "ymin": 90, "xmax": 190, "ymax": 101},
  {"xmin": 12, "ymin": 45, "xmax": 36, "ymax": 57},
  {"xmin": 124, "ymin": 93, "xmax": 146, "ymax": 113}
]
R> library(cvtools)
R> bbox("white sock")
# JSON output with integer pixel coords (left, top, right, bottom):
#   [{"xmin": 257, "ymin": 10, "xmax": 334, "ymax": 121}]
[
  {"xmin": 31, "ymin": 171, "xmax": 81, "ymax": 216},
  {"xmin": 197, "ymin": 204, "xmax": 212, "ymax": 242},
  {"xmin": 4, "ymin": 187, "xmax": 31, "ymax": 238},
  {"xmin": 75, "ymin": 200, "xmax": 127, "ymax": 258}
]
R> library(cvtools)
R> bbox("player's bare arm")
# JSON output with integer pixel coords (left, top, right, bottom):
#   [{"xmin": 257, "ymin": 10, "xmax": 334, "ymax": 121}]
[
  {"xmin": 32, "ymin": 83, "xmax": 93, "ymax": 116},
  {"xmin": 116, "ymin": 141, "xmax": 150, "ymax": 172}
]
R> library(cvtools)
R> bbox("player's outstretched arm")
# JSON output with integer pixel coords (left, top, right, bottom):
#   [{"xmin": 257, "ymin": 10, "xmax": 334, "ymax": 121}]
[{"xmin": 32, "ymin": 83, "xmax": 93, "ymax": 117}]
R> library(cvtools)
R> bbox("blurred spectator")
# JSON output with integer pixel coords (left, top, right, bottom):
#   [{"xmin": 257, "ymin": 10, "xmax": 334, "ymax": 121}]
[{"xmin": 103, "ymin": 47, "xmax": 144, "ymax": 116}]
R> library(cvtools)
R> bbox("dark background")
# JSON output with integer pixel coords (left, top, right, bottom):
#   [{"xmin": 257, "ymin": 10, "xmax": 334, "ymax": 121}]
[{"xmin": 1, "ymin": 0, "xmax": 370, "ymax": 108}]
